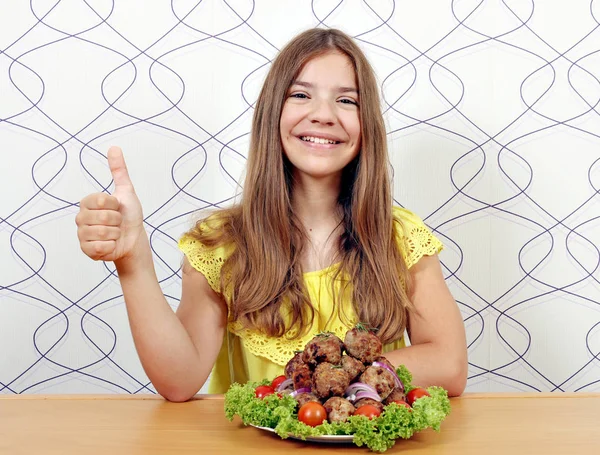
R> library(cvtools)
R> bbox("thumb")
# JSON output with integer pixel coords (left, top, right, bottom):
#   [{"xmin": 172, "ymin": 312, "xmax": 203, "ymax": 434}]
[{"xmin": 107, "ymin": 146, "xmax": 134, "ymax": 190}]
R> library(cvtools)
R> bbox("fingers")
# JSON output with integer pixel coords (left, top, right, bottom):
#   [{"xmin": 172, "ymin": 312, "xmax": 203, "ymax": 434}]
[
  {"xmin": 76, "ymin": 146, "xmax": 137, "ymax": 262},
  {"xmin": 77, "ymin": 225, "xmax": 121, "ymax": 242},
  {"xmin": 80, "ymin": 193, "xmax": 120, "ymax": 211},
  {"xmin": 80, "ymin": 240, "xmax": 117, "ymax": 261},
  {"xmin": 76, "ymin": 225, "xmax": 121, "ymax": 260},
  {"xmin": 107, "ymin": 146, "xmax": 134, "ymax": 190},
  {"xmin": 75, "ymin": 208, "xmax": 122, "ymax": 227},
  {"xmin": 76, "ymin": 193, "xmax": 122, "ymax": 261}
]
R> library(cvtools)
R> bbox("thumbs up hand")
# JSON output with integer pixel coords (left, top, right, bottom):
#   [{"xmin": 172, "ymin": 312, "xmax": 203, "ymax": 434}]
[{"xmin": 76, "ymin": 146, "xmax": 145, "ymax": 263}]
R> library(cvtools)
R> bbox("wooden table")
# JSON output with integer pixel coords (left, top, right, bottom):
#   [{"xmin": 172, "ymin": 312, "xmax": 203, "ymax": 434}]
[{"xmin": 1, "ymin": 393, "xmax": 599, "ymax": 454}]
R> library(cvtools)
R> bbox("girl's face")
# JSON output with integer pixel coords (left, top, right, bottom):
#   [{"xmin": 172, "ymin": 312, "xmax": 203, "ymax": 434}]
[{"xmin": 279, "ymin": 51, "xmax": 361, "ymax": 182}]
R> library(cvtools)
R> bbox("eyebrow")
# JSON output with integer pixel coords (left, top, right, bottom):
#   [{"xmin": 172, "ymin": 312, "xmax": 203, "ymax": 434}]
[{"xmin": 292, "ymin": 80, "xmax": 358, "ymax": 94}]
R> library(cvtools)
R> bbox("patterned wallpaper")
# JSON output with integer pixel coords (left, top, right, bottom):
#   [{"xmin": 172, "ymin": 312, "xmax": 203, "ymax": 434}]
[{"xmin": 1, "ymin": 1, "xmax": 599, "ymax": 395}]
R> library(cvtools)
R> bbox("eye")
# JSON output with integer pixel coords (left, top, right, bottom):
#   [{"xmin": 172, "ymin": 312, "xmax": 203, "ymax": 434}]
[
  {"xmin": 339, "ymin": 98, "xmax": 359, "ymax": 106},
  {"xmin": 290, "ymin": 93, "xmax": 309, "ymax": 99}
]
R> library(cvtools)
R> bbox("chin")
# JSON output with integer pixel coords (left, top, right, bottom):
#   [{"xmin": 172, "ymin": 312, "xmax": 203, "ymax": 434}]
[{"xmin": 292, "ymin": 166, "xmax": 344, "ymax": 181}]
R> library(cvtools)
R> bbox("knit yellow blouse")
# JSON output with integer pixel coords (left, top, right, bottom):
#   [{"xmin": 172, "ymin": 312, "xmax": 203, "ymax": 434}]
[{"xmin": 178, "ymin": 206, "xmax": 443, "ymax": 393}]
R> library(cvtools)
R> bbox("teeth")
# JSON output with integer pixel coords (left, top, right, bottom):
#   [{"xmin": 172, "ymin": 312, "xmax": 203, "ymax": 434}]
[{"xmin": 300, "ymin": 136, "xmax": 338, "ymax": 144}]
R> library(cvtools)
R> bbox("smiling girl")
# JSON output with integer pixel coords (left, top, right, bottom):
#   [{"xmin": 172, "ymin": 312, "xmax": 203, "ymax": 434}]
[{"xmin": 75, "ymin": 28, "xmax": 468, "ymax": 402}]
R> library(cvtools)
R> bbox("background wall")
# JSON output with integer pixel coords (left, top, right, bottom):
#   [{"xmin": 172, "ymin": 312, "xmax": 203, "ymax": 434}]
[{"xmin": 1, "ymin": 0, "xmax": 599, "ymax": 395}]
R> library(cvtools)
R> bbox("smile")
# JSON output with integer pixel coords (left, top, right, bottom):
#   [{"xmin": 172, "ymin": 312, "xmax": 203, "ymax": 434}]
[{"xmin": 300, "ymin": 136, "xmax": 341, "ymax": 145}]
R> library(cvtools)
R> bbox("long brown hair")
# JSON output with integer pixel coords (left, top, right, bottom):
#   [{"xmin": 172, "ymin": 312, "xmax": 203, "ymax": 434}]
[{"xmin": 187, "ymin": 28, "xmax": 412, "ymax": 344}]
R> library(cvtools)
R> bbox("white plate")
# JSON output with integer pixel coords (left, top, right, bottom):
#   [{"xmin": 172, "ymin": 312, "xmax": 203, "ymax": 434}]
[{"xmin": 251, "ymin": 424, "xmax": 354, "ymax": 443}]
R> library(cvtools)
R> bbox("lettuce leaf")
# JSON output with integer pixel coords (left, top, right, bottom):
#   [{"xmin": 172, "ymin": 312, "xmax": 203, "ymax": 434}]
[
  {"xmin": 223, "ymin": 366, "xmax": 451, "ymax": 453},
  {"xmin": 395, "ymin": 364, "xmax": 414, "ymax": 392},
  {"xmin": 224, "ymin": 381, "xmax": 298, "ymax": 428}
]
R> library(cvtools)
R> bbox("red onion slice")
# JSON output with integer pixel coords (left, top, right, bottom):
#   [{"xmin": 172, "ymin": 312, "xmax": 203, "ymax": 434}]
[
  {"xmin": 354, "ymin": 391, "xmax": 382, "ymax": 402},
  {"xmin": 290, "ymin": 387, "xmax": 311, "ymax": 397},
  {"xmin": 276, "ymin": 378, "xmax": 294, "ymax": 392},
  {"xmin": 372, "ymin": 361, "xmax": 404, "ymax": 391},
  {"xmin": 345, "ymin": 382, "xmax": 378, "ymax": 397}
]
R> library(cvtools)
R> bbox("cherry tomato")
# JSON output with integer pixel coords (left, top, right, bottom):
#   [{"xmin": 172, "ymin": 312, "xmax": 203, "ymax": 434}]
[
  {"xmin": 297, "ymin": 402, "xmax": 327, "ymax": 427},
  {"xmin": 271, "ymin": 375, "xmax": 287, "ymax": 391},
  {"xmin": 389, "ymin": 400, "xmax": 411, "ymax": 410},
  {"xmin": 406, "ymin": 388, "xmax": 431, "ymax": 406},
  {"xmin": 255, "ymin": 385, "xmax": 275, "ymax": 399},
  {"xmin": 353, "ymin": 404, "xmax": 381, "ymax": 419}
]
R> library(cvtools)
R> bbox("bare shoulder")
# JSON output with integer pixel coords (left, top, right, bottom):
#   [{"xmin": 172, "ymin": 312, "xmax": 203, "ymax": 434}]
[
  {"xmin": 407, "ymin": 254, "xmax": 459, "ymax": 339},
  {"xmin": 179, "ymin": 256, "xmax": 227, "ymax": 311},
  {"xmin": 407, "ymin": 253, "xmax": 467, "ymax": 361},
  {"xmin": 409, "ymin": 253, "xmax": 443, "ymax": 278},
  {"xmin": 182, "ymin": 255, "xmax": 201, "ymax": 277}
]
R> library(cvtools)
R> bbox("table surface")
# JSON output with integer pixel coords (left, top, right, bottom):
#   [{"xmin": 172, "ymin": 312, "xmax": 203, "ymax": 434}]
[{"xmin": 1, "ymin": 393, "xmax": 599, "ymax": 455}]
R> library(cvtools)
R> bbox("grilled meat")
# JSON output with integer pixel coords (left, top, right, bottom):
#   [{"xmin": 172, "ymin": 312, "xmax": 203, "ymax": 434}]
[
  {"xmin": 292, "ymin": 363, "xmax": 313, "ymax": 390},
  {"xmin": 294, "ymin": 392, "xmax": 321, "ymax": 407},
  {"xmin": 344, "ymin": 326, "xmax": 382, "ymax": 364},
  {"xmin": 359, "ymin": 365, "xmax": 396, "ymax": 400},
  {"xmin": 323, "ymin": 396, "xmax": 356, "ymax": 423},
  {"xmin": 302, "ymin": 333, "xmax": 344, "ymax": 366},
  {"xmin": 341, "ymin": 355, "xmax": 366, "ymax": 382},
  {"xmin": 284, "ymin": 351, "xmax": 305, "ymax": 379},
  {"xmin": 312, "ymin": 362, "xmax": 351, "ymax": 399},
  {"xmin": 383, "ymin": 387, "xmax": 407, "ymax": 405}
]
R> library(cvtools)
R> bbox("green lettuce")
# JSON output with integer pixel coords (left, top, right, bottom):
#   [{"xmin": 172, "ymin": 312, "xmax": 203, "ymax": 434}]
[
  {"xmin": 395, "ymin": 364, "xmax": 413, "ymax": 392},
  {"xmin": 224, "ymin": 365, "xmax": 451, "ymax": 453}
]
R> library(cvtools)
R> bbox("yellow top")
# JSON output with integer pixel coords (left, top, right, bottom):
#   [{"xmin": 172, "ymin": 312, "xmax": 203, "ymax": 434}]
[{"xmin": 178, "ymin": 206, "xmax": 443, "ymax": 393}]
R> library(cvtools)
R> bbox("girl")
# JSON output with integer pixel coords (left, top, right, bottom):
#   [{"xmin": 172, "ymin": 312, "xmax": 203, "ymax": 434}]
[{"xmin": 75, "ymin": 28, "xmax": 468, "ymax": 402}]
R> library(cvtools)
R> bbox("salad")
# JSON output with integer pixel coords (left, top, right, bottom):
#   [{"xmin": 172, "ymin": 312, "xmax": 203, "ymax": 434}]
[{"xmin": 224, "ymin": 325, "xmax": 451, "ymax": 452}]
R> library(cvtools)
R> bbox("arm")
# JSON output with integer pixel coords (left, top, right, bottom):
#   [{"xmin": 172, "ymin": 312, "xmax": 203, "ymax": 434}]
[
  {"xmin": 384, "ymin": 254, "xmax": 468, "ymax": 396},
  {"xmin": 76, "ymin": 147, "xmax": 227, "ymax": 402},
  {"xmin": 116, "ymin": 247, "xmax": 227, "ymax": 402}
]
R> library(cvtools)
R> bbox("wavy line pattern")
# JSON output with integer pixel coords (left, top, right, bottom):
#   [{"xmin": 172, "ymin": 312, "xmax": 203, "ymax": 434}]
[{"xmin": 1, "ymin": 1, "xmax": 599, "ymax": 394}]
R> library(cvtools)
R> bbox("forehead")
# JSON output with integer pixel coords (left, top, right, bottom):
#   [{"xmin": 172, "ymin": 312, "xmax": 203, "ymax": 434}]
[{"xmin": 294, "ymin": 51, "xmax": 357, "ymax": 88}]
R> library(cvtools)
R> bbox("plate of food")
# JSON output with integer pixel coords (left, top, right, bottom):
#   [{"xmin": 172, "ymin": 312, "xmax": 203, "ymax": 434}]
[
  {"xmin": 224, "ymin": 324, "xmax": 451, "ymax": 452},
  {"xmin": 250, "ymin": 424, "xmax": 354, "ymax": 443}
]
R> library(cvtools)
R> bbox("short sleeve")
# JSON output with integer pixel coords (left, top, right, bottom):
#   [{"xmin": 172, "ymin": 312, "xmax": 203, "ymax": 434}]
[
  {"xmin": 393, "ymin": 206, "xmax": 443, "ymax": 269},
  {"xmin": 178, "ymin": 231, "xmax": 230, "ymax": 295}
]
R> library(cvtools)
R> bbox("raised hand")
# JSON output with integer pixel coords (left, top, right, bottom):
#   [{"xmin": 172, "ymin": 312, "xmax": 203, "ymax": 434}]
[{"xmin": 76, "ymin": 146, "xmax": 146, "ymax": 264}]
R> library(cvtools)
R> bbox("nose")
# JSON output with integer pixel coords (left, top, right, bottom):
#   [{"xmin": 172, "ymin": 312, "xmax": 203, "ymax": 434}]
[{"xmin": 308, "ymin": 99, "xmax": 336, "ymax": 125}]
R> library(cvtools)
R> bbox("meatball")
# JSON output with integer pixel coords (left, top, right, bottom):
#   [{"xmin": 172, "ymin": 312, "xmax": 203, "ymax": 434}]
[
  {"xmin": 359, "ymin": 365, "xmax": 396, "ymax": 400},
  {"xmin": 292, "ymin": 363, "xmax": 313, "ymax": 390},
  {"xmin": 312, "ymin": 362, "xmax": 351, "ymax": 399},
  {"xmin": 344, "ymin": 326, "xmax": 382, "ymax": 363},
  {"xmin": 383, "ymin": 387, "xmax": 406, "ymax": 405},
  {"xmin": 284, "ymin": 351, "xmax": 306, "ymax": 379},
  {"xmin": 323, "ymin": 396, "xmax": 356, "ymax": 423},
  {"xmin": 354, "ymin": 398, "xmax": 384, "ymax": 413},
  {"xmin": 341, "ymin": 355, "xmax": 365, "ymax": 382},
  {"xmin": 295, "ymin": 392, "xmax": 320, "ymax": 408},
  {"xmin": 373, "ymin": 356, "xmax": 395, "ymax": 371},
  {"xmin": 302, "ymin": 333, "xmax": 343, "ymax": 366}
]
